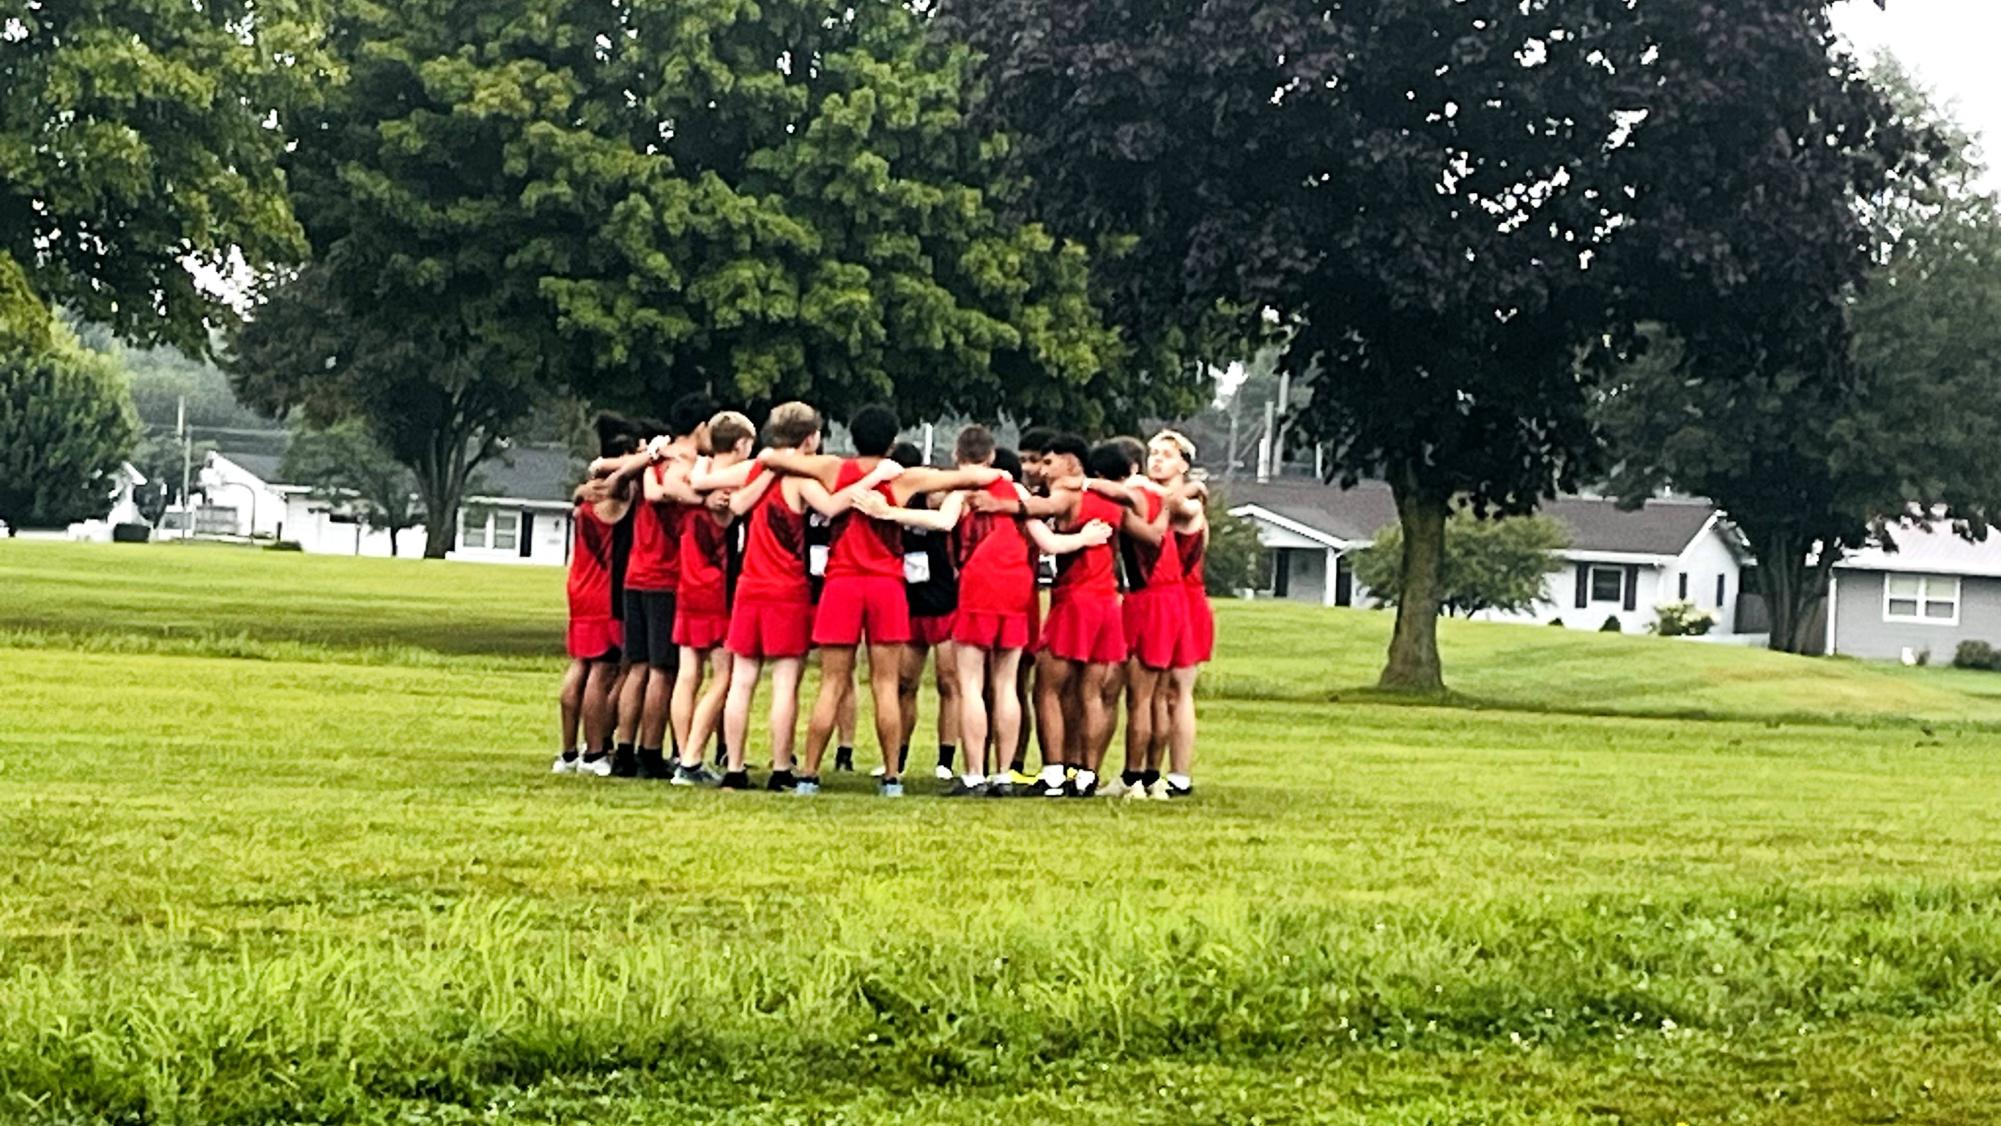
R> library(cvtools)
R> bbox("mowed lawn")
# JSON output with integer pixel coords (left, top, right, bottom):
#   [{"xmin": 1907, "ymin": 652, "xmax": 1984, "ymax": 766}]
[{"xmin": 2, "ymin": 541, "xmax": 2000, "ymax": 1124}]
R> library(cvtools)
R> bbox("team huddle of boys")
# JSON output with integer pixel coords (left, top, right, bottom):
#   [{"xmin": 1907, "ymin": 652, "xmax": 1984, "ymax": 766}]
[{"xmin": 554, "ymin": 395, "xmax": 1212, "ymax": 800}]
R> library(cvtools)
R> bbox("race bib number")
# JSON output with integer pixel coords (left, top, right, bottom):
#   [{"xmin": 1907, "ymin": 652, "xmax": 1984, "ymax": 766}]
[
  {"xmin": 809, "ymin": 544, "xmax": 829, "ymax": 577},
  {"xmin": 903, "ymin": 551, "xmax": 931, "ymax": 585}
]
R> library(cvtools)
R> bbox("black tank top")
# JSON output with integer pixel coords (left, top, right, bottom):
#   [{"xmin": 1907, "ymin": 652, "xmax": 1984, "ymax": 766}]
[{"xmin": 903, "ymin": 492, "xmax": 958, "ymax": 617}]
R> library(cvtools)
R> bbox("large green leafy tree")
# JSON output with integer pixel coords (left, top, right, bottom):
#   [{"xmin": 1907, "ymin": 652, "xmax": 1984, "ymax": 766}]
[
  {"xmin": 0, "ymin": 0, "xmax": 319, "ymax": 354},
  {"xmin": 241, "ymin": 0, "xmax": 1127, "ymax": 555},
  {"xmin": 1603, "ymin": 61, "xmax": 2001, "ymax": 653},
  {"xmin": 0, "ymin": 324, "xmax": 140, "ymax": 527},
  {"xmin": 942, "ymin": 1, "xmax": 1921, "ymax": 691}
]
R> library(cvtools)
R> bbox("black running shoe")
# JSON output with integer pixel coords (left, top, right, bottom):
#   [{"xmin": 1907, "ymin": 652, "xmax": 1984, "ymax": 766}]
[
  {"xmin": 1069, "ymin": 777, "xmax": 1097, "ymax": 798},
  {"xmin": 987, "ymin": 780, "xmax": 1015, "ymax": 799},
  {"xmin": 766, "ymin": 769, "xmax": 797, "ymax": 792},
  {"xmin": 1028, "ymin": 776, "xmax": 1066, "ymax": 798},
  {"xmin": 940, "ymin": 778, "xmax": 986, "ymax": 798},
  {"xmin": 718, "ymin": 770, "xmax": 750, "ymax": 791},
  {"xmin": 611, "ymin": 748, "xmax": 639, "ymax": 778},
  {"xmin": 636, "ymin": 749, "xmax": 673, "ymax": 780},
  {"xmin": 833, "ymin": 745, "xmax": 855, "ymax": 772}
]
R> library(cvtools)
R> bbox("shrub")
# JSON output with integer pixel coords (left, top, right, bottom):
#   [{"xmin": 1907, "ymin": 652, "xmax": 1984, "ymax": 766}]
[
  {"xmin": 1599, "ymin": 615, "xmax": 1623, "ymax": 633},
  {"xmin": 265, "ymin": 540, "xmax": 304, "ymax": 552},
  {"xmin": 1653, "ymin": 600, "xmax": 1717, "ymax": 638},
  {"xmin": 1953, "ymin": 641, "xmax": 2000, "ymax": 671},
  {"xmin": 1547, "ymin": 617, "xmax": 1565, "ymax": 628}
]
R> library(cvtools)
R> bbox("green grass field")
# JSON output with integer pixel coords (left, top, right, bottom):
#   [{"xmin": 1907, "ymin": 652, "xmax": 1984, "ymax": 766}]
[{"xmin": 3, "ymin": 540, "xmax": 2000, "ymax": 1124}]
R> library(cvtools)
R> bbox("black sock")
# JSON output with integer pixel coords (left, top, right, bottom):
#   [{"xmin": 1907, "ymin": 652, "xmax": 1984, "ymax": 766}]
[
  {"xmin": 1009, "ymin": 752, "xmax": 1026, "ymax": 773},
  {"xmin": 600, "ymin": 736, "xmax": 614, "ymax": 754},
  {"xmin": 583, "ymin": 749, "xmax": 606, "ymax": 762},
  {"xmin": 897, "ymin": 744, "xmax": 909, "ymax": 772},
  {"xmin": 560, "ymin": 749, "xmax": 579, "ymax": 762},
  {"xmin": 1121, "ymin": 769, "xmax": 1142, "ymax": 786},
  {"xmin": 937, "ymin": 743, "xmax": 956, "ymax": 770},
  {"xmin": 1141, "ymin": 769, "xmax": 1160, "ymax": 788},
  {"xmin": 617, "ymin": 741, "xmax": 635, "ymax": 756}
]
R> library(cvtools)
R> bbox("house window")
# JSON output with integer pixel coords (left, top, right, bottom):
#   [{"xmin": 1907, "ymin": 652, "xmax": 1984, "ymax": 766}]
[
  {"xmin": 492, "ymin": 510, "xmax": 520, "ymax": 552},
  {"xmin": 460, "ymin": 506, "xmax": 494, "ymax": 550},
  {"xmin": 1678, "ymin": 574, "xmax": 1689, "ymax": 601},
  {"xmin": 1589, "ymin": 565, "xmax": 1626, "ymax": 604},
  {"xmin": 1715, "ymin": 574, "xmax": 1726, "ymax": 606},
  {"xmin": 1883, "ymin": 574, "xmax": 1960, "ymax": 625}
]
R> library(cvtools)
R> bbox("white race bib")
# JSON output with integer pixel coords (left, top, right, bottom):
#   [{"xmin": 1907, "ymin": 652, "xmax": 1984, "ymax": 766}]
[
  {"xmin": 809, "ymin": 544, "xmax": 829, "ymax": 577},
  {"xmin": 903, "ymin": 551, "xmax": 932, "ymax": 585}
]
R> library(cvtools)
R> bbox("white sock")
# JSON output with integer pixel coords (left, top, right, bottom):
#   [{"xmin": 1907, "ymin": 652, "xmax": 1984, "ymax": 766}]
[
  {"xmin": 1166, "ymin": 772, "xmax": 1191, "ymax": 790},
  {"xmin": 988, "ymin": 772, "xmax": 1009, "ymax": 787},
  {"xmin": 1076, "ymin": 769, "xmax": 1097, "ymax": 788},
  {"xmin": 962, "ymin": 772, "xmax": 984, "ymax": 787},
  {"xmin": 1039, "ymin": 765, "xmax": 1064, "ymax": 784}
]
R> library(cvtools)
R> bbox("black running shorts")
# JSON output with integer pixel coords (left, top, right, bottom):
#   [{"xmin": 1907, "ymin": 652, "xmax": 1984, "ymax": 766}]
[{"xmin": 621, "ymin": 589, "xmax": 679, "ymax": 672}]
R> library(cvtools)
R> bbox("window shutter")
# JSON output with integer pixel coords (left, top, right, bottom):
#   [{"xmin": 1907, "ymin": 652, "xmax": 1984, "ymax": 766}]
[
  {"xmin": 1623, "ymin": 564, "xmax": 1639, "ymax": 611},
  {"xmin": 1574, "ymin": 563, "xmax": 1589, "ymax": 609}
]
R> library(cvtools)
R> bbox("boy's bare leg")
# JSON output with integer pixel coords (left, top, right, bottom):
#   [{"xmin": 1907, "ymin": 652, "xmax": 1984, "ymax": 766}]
[
  {"xmin": 768, "ymin": 657, "xmax": 806, "ymax": 772},
  {"xmin": 670, "ymin": 646, "xmax": 701, "ymax": 759},
  {"xmin": 802, "ymin": 647, "xmax": 857, "ymax": 777},
  {"xmin": 723, "ymin": 653, "xmax": 763, "ymax": 772},
  {"xmin": 953, "ymin": 643, "xmax": 990, "ymax": 779},
  {"xmin": 686, "ymin": 648, "xmax": 732, "ymax": 768},
  {"xmin": 988, "ymin": 648, "xmax": 1025, "ymax": 778},
  {"xmin": 559, "ymin": 660, "xmax": 586, "ymax": 754},
  {"xmin": 867, "ymin": 642, "xmax": 906, "ymax": 778},
  {"xmin": 1167, "ymin": 666, "xmax": 1199, "ymax": 778},
  {"xmin": 1080, "ymin": 661, "xmax": 1120, "ymax": 775}
]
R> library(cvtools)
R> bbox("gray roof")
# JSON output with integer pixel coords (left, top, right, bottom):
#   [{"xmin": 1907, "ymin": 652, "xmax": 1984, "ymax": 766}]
[
  {"xmin": 471, "ymin": 445, "xmax": 579, "ymax": 504},
  {"xmin": 1223, "ymin": 479, "xmax": 1722, "ymax": 558},
  {"xmin": 222, "ymin": 450, "xmax": 286, "ymax": 484}
]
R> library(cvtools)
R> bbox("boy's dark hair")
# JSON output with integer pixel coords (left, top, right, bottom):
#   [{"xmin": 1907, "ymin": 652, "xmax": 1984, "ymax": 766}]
[
  {"xmin": 637, "ymin": 417, "xmax": 670, "ymax": 442},
  {"xmin": 847, "ymin": 403, "xmax": 901, "ymax": 457},
  {"xmin": 763, "ymin": 401, "xmax": 822, "ymax": 450},
  {"xmin": 1045, "ymin": 432, "xmax": 1090, "ymax": 466},
  {"xmin": 594, "ymin": 411, "xmax": 641, "ymax": 459},
  {"xmin": 992, "ymin": 446, "xmax": 1023, "ymax": 482},
  {"xmin": 889, "ymin": 440, "xmax": 924, "ymax": 466},
  {"xmin": 955, "ymin": 424, "xmax": 997, "ymax": 465},
  {"xmin": 1086, "ymin": 441, "xmax": 1135, "ymax": 482},
  {"xmin": 1017, "ymin": 426, "xmax": 1057, "ymax": 455},
  {"xmin": 1109, "ymin": 435, "xmax": 1145, "ymax": 474},
  {"xmin": 668, "ymin": 393, "xmax": 719, "ymax": 438}
]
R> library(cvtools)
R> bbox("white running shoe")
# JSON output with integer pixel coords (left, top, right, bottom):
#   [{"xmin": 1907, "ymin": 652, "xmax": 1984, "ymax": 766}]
[
  {"xmin": 870, "ymin": 764, "xmax": 887, "ymax": 778},
  {"xmin": 1121, "ymin": 780, "xmax": 1149, "ymax": 802},
  {"xmin": 578, "ymin": 755, "xmax": 613, "ymax": 778},
  {"xmin": 1147, "ymin": 778, "xmax": 1173, "ymax": 801},
  {"xmin": 1100, "ymin": 777, "xmax": 1127, "ymax": 799},
  {"xmin": 934, "ymin": 764, "xmax": 954, "ymax": 781},
  {"xmin": 551, "ymin": 753, "xmax": 578, "ymax": 775}
]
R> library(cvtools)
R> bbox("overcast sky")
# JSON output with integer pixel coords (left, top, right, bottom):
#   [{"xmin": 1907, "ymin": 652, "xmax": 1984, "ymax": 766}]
[{"xmin": 1830, "ymin": 0, "xmax": 2001, "ymax": 191}]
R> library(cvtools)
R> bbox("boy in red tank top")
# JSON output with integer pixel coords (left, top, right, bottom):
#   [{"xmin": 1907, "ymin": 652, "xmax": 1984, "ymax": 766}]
[
  {"xmin": 1149, "ymin": 429, "xmax": 1209, "ymax": 799},
  {"xmin": 665, "ymin": 409, "xmax": 759, "ymax": 786},
  {"xmin": 555, "ymin": 422, "xmax": 650, "ymax": 777},
  {"xmin": 691, "ymin": 402, "xmax": 901, "ymax": 791},
  {"xmin": 756, "ymin": 404, "xmax": 1006, "ymax": 796}
]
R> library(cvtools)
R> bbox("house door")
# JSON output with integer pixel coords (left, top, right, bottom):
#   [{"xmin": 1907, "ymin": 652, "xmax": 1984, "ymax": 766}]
[
  {"xmin": 1272, "ymin": 550, "xmax": 1291, "ymax": 598},
  {"xmin": 1334, "ymin": 554, "xmax": 1353, "ymax": 607},
  {"xmin": 518, "ymin": 511, "xmax": 535, "ymax": 558}
]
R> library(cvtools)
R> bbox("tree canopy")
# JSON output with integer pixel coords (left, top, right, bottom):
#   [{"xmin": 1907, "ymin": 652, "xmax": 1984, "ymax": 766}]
[
  {"xmin": 942, "ymin": 0, "xmax": 1924, "ymax": 690},
  {"xmin": 0, "ymin": 0, "xmax": 320, "ymax": 354},
  {"xmin": 1603, "ymin": 60, "xmax": 2001, "ymax": 652}
]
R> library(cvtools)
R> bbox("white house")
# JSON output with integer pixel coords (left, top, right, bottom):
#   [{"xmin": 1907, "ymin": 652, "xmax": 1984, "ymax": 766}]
[
  {"xmin": 209, "ymin": 444, "xmax": 579, "ymax": 565},
  {"xmin": 1823, "ymin": 521, "xmax": 2001, "ymax": 662},
  {"xmin": 1226, "ymin": 480, "xmax": 1757, "ymax": 636}
]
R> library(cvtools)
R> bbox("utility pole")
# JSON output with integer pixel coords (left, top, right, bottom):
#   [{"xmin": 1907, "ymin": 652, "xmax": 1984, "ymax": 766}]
[{"xmin": 178, "ymin": 395, "xmax": 192, "ymax": 538}]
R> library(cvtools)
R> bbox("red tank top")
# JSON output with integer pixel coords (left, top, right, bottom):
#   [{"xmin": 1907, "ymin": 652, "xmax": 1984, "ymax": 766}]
[
  {"xmin": 735, "ymin": 464, "xmax": 811, "ymax": 604},
  {"xmin": 1175, "ymin": 525, "xmax": 1207, "ymax": 591},
  {"xmin": 567, "ymin": 500, "xmax": 618, "ymax": 618},
  {"xmin": 1119, "ymin": 488, "xmax": 1183, "ymax": 594},
  {"xmin": 677, "ymin": 501, "xmax": 730, "ymax": 615},
  {"xmin": 824, "ymin": 458, "xmax": 903, "ymax": 581},
  {"xmin": 1053, "ymin": 490, "xmax": 1124, "ymax": 602},
  {"xmin": 955, "ymin": 479, "xmax": 1034, "ymax": 613},
  {"xmin": 623, "ymin": 463, "xmax": 683, "ymax": 592}
]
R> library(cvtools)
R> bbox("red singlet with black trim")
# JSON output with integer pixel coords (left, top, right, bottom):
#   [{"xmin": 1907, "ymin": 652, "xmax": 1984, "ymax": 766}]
[
  {"xmin": 955, "ymin": 479, "xmax": 1034, "ymax": 612},
  {"xmin": 1119, "ymin": 488, "xmax": 1183, "ymax": 593},
  {"xmin": 567, "ymin": 500, "xmax": 619, "ymax": 618},
  {"xmin": 623, "ymin": 462, "xmax": 683, "ymax": 592},
  {"xmin": 734, "ymin": 464, "xmax": 811, "ymax": 604},
  {"xmin": 1176, "ymin": 525, "xmax": 1207, "ymax": 592},
  {"xmin": 677, "ymin": 502, "xmax": 731, "ymax": 615},
  {"xmin": 1053, "ymin": 490, "xmax": 1125, "ymax": 602},
  {"xmin": 823, "ymin": 458, "xmax": 902, "ymax": 581}
]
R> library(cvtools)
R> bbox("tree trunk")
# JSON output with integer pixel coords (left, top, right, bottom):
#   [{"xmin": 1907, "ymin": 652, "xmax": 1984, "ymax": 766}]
[
  {"xmin": 388, "ymin": 526, "xmax": 400, "ymax": 558},
  {"xmin": 1752, "ymin": 529, "xmax": 1835, "ymax": 654},
  {"xmin": 1379, "ymin": 471, "xmax": 1449, "ymax": 694}
]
